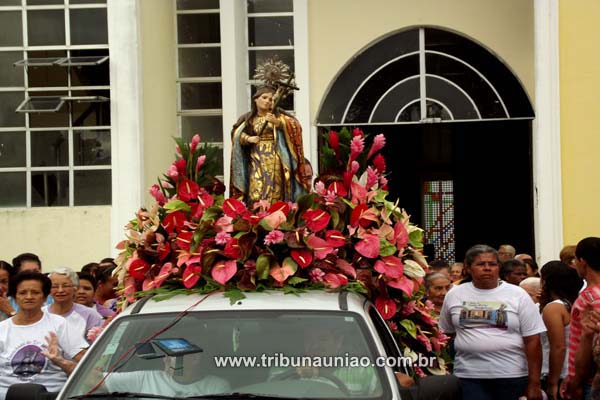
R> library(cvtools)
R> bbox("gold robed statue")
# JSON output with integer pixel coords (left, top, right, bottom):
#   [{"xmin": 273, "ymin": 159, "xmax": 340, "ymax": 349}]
[{"xmin": 229, "ymin": 59, "xmax": 312, "ymax": 205}]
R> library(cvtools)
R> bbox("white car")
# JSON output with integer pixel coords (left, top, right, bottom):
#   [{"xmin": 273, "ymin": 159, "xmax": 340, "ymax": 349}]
[{"xmin": 8, "ymin": 291, "xmax": 459, "ymax": 399}]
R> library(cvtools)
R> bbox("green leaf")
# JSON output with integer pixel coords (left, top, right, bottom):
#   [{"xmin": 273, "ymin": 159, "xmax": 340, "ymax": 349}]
[
  {"xmin": 287, "ymin": 276, "xmax": 308, "ymax": 286},
  {"xmin": 409, "ymin": 229, "xmax": 423, "ymax": 248},
  {"xmin": 373, "ymin": 189, "xmax": 388, "ymax": 203},
  {"xmin": 331, "ymin": 210, "xmax": 340, "ymax": 230},
  {"xmin": 164, "ymin": 199, "xmax": 191, "ymax": 213},
  {"xmin": 200, "ymin": 205, "xmax": 222, "ymax": 223},
  {"xmin": 400, "ymin": 319, "xmax": 417, "ymax": 339},
  {"xmin": 224, "ymin": 289, "xmax": 246, "ymax": 305},
  {"xmin": 256, "ymin": 254, "xmax": 271, "ymax": 280},
  {"xmin": 379, "ymin": 239, "xmax": 396, "ymax": 257},
  {"xmin": 282, "ymin": 257, "xmax": 298, "ymax": 275}
]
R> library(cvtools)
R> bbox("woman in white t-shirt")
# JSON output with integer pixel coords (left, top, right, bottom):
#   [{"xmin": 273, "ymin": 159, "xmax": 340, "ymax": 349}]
[
  {"xmin": 0, "ymin": 271, "xmax": 88, "ymax": 399},
  {"xmin": 439, "ymin": 244, "xmax": 547, "ymax": 400},
  {"xmin": 539, "ymin": 261, "xmax": 583, "ymax": 400}
]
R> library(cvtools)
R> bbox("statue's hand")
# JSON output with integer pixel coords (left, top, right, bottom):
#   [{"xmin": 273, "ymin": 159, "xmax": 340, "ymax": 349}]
[{"xmin": 247, "ymin": 135, "xmax": 260, "ymax": 144}]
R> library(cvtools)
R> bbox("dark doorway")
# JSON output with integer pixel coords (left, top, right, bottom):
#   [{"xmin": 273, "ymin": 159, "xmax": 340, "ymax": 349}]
[{"xmin": 367, "ymin": 120, "xmax": 533, "ymax": 262}]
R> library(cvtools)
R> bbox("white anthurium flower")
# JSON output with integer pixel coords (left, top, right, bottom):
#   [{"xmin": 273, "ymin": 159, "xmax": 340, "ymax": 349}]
[{"xmin": 404, "ymin": 259, "xmax": 426, "ymax": 278}]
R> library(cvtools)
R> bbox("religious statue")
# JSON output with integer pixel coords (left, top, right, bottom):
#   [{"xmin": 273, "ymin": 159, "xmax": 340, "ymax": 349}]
[{"xmin": 229, "ymin": 58, "xmax": 312, "ymax": 205}]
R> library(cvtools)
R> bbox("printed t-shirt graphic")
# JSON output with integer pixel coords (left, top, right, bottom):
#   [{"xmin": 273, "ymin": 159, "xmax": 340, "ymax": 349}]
[{"xmin": 459, "ymin": 301, "xmax": 508, "ymax": 329}]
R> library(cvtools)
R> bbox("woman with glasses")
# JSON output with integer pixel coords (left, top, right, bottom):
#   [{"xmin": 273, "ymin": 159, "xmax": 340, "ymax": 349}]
[
  {"xmin": 44, "ymin": 267, "xmax": 104, "ymax": 343},
  {"xmin": 0, "ymin": 271, "xmax": 88, "ymax": 398},
  {"xmin": 439, "ymin": 244, "xmax": 547, "ymax": 400}
]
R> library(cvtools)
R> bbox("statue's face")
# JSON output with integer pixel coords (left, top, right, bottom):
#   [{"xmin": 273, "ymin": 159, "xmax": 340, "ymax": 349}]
[{"xmin": 254, "ymin": 91, "xmax": 274, "ymax": 113}]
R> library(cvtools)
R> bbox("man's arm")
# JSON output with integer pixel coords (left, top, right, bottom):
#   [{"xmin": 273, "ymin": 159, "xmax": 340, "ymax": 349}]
[{"xmin": 523, "ymin": 334, "xmax": 543, "ymax": 400}]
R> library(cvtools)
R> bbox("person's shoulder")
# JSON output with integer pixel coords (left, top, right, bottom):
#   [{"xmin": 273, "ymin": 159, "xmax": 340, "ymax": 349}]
[
  {"xmin": 73, "ymin": 303, "xmax": 103, "ymax": 319},
  {"xmin": 43, "ymin": 310, "xmax": 67, "ymax": 326}
]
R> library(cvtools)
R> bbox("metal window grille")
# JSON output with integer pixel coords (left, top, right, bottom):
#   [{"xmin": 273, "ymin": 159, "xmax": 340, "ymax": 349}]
[{"xmin": 423, "ymin": 180, "xmax": 455, "ymax": 262}]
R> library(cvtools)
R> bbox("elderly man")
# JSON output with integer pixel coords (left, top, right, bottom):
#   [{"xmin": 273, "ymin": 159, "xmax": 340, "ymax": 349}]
[
  {"xmin": 44, "ymin": 267, "xmax": 104, "ymax": 342},
  {"xmin": 497, "ymin": 244, "xmax": 516, "ymax": 262}
]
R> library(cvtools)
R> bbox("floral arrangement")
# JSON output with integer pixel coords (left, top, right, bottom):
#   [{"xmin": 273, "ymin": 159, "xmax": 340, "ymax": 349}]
[{"xmin": 115, "ymin": 129, "xmax": 449, "ymax": 376}]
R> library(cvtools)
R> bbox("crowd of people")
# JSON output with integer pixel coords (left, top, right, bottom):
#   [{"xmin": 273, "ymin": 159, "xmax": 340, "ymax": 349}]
[
  {"xmin": 0, "ymin": 254, "xmax": 119, "ymax": 399},
  {"xmin": 425, "ymin": 237, "xmax": 600, "ymax": 400}
]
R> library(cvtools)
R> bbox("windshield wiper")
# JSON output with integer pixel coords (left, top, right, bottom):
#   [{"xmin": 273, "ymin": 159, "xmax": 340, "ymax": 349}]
[{"xmin": 69, "ymin": 392, "xmax": 176, "ymax": 399}]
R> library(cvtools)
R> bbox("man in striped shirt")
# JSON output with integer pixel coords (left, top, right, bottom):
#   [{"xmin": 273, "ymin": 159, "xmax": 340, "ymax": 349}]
[{"xmin": 563, "ymin": 237, "xmax": 600, "ymax": 400}]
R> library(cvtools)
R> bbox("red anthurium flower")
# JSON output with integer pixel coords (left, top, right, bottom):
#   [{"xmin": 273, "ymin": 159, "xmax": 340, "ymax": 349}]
[
  {"xmin": 182, "ymin": 264, "xmax": 202, "ymax": 288},
  {"xmin": 224, "ymin": 238, "xmax": 242, "ymax": 260},
  {"xmin": 128, "ymin": 258, "xmax": 150, "ymax": 281},
  {"xmin": 175, "ymin": 230, "xmax": 194, "ymax": 251},
  {"xmin": 325, "ymin": 230, "xmax": 346, "ymax": 247},
  {"xmin": 211, "ymin": 260, "xmax": 237, "ymax": 285},
  {"xmin": 162, "ymin": 211, "xmax": 187, "ymax": 234},
  {"xmin": 387, "ymin": 276, "xmax": 415, "ymax": 296},
  {"xmin": 327, "ymin": 181, "xmax": 348, "ymax": 197},
  {"xmin": 375, "ymin": 297, "xmax": 397, "ymax": 320},
  {"xmin": 336, "ymin": 259, "xmax": 357, "ymax": 279},
  {"xmin": 355, "ymin": 233, "xmax": 380, "ymax": 258},
  {"xmin": 178, "ymin": 179, "xmax": 200, "ymax": 202},
  {"xmin": 153, "ymin": 262, "xmax": 173, "ymax": 288},
  {"xmin": 374, "ymin": 255, "xmax": 404, "ymax": 279},
  {"xmin": 197, "ymin": 191, "xmax": 214, "ymax": 209},
  {"xmin": 306, "ymin": 235, "xmax": 334, "ymax": 259},
  {"xmin": 350, "ymin": 205, "xmax": 369, "ymax": 227},
  {"xmin": 394, "ymin": 221, "xmax": 409, "ymax": 249},
  {"xmin": 174, "ymin": 158, "xmax": 187, "ymax": 178},
  {"xmin": 302, "ymin": 209, "xmax": 331, "ymax": 232},
  {"xmin": 222, "ymin": 198, "xmax": 247, "ymax": 218},
  {"xmin": 268, "ymin": 201, "xmax": 290, "ymax": 217},
  {"xmin": 157, "ymin": 242, "xmax": 171, "ymax": 262},
  {"xmin": 323, "ymin": 273, "xmax": 348, "ymax": 289},
  {"xmin": 291, "ymin": 249, "xmax": 313, "ymax": 268}
]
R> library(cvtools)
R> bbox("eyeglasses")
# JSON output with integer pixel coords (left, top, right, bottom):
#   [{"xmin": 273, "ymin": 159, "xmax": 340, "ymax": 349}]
[
  {"xmin": 472, "ymin": 261, "xmax": 499, "ymax": 267},
  {"xmin": 51, "ymin": 284, "xmax": 74, "ymax": 290}
]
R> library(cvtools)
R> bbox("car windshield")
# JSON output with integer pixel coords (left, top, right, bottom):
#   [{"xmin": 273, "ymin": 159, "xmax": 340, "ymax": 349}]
[{"xmin": 62, "ymin": 310, "xmax": 391, "ymax": 399}]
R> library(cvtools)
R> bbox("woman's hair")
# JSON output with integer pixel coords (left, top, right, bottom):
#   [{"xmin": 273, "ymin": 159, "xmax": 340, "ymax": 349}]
[
  {"xmin": 559, "ymin": 245, "xmax": 577, "ymax": 265},
  {"xmin": 77, "ymin": 272, "xmax": 97, "ymax": 291},
  {"xmin": 463, "ymin": 244, "xmax": 499, "ymax": 267},
  {"xmin": 539, "ymin": 260, "xmax": 583, "ymax": 310},
  {"xmin": 49, "ymin": 267, "xmax": 80, "ymax": 289},
  {"xmin": 9, "ymin": 271, "xmax": 52, "ymax": 298},
  {"xmin": 0, "ymin": 261, "xmax": 13, "ymax": 278},
  {"xmin": 425, "ymin": 272, "xmax": 451, "ymax": 288},
  {"xmin": 522, "ymin": 258, "xmax": 539, "ymax": 276}
]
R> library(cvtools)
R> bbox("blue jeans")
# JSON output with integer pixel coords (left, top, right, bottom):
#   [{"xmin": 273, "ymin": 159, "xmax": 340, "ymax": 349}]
[{"xmin": 460, "ymin": 377, "xmax": 528, "ymax": 400}]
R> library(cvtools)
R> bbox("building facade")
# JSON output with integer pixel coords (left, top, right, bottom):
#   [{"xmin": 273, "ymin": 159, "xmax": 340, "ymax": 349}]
[{"xmin": 0, "ymin": 0, "xmax": 597, "ymax": 269}]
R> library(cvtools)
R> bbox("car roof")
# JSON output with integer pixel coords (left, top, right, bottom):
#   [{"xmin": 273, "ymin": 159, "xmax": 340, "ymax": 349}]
[{"xmin": 119, "ymin": 290, "xmax": 369, "ymax": 317}]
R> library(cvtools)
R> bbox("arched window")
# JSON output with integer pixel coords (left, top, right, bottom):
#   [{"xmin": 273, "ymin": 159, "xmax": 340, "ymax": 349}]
[{"xmin": 317, "ymin": 27, "xmax": 534, "ymax": 125}]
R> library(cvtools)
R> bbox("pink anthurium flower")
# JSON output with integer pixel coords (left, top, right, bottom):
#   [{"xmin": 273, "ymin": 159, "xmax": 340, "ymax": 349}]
[
  {"xmin": 214, "ymin": 216, "xmax": 234, "ymax": 233},
  {"xmin": 336, "ymin": 259, "xmax": 356, "ymax": 279},
  {"xmin": 177, "ymin": 251, "xmax": 201, "ymax": 268},
  {"xmin": 394, "ymin": 221, "xmax": 409, "ymax": 249},
  {"xmin": 302, "ymin": 209, "xmax": 331, "ymax": 232},
  {"xmin": 387, "ymin": 276, "xmax": 415, "ymax": 296},
  {"xmin": 211, "ymin": 260, "xmax": 238, "ymax": 285},
  {"xmin": 291, "ymin": 249, "xmax": 313, "ymax": 268},
  {"xmin": 261, "ymin": 210, "xmax": 287, "ymax": 231},
  {"xmin": 323, "ymin": 273, "xmax": 348, "ymax": 289},
  {"xmin": 153, "ymin": 262, "xmax": 173, "ymax": 288},
  {"xmin": 124, "ymin": 277, "xmax": 137, "ymax": 303},
  {"xmin": 351, "ymin": 181, "xmax": 368, "ymax": 205},
  {"xmin": 354, "ymin": 233, "xmax": 380, "ymax": 258},
  {"xmin": 222, "ymin": 198, "xmax": 248, "ymax": 218},
  {"xmin": 306, "ymin": 235, "xmax": 334, "ymax": 259},
  {"xmin": 269, "ymin": 258, "xmax": 297, "ymax": 283},
  {"xmin": 177, "ymin": 179, "xmax": 200, "ymax": 202},
  {"xmin": 375, "ymin": 297, "xmax": 397, "ymax": 320},
  {"xmin": 374, "ymin": 255, "xmax": 404, "ymax": 279},
  {"xmin": 142, "ymin": 278, "xmax": 155, "ymax": 291},
  {"xmin": 182, "ymin": 264, "xmax": 202, "ymax": 288}
]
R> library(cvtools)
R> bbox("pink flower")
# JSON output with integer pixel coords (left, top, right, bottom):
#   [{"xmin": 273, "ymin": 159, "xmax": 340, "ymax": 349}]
[
  {"xmin": 349, "ymin": 136, "xmax": 365, "ymax": 162},
  {"xmin": 214, "ymin": 216, "xmax": 234, "ymax": 233},
  {"xmin": 401, "ymin": 300, "xmax": 416, "ymax": 316},
  {"xmin": 87, "ymin": 326, "xmax": 105, "ymax": 342},
  {"xmin": 264, "ymin": 230, "xmax": 285, "ymax": 245},
  {"xmin": 309, "ymin": 268, "xmax": 325, "ymax": 283},
  {"xmin": 367, "ymin": 133, "xmax": 386, "ymax": 159},
  {"xmin": 190, "ymin": 134, "xmax": 200, "ymax": 153},
  {"xmin": 195, "ymin": 155, "xmax": 206, "ymax": 174},
  {"xmin": 350, "ymin": 161, "xmax": 360, "ymax": 174},
  {"xmin": 215, "ymin": 231, "xmax": 232, "ymax": 245},
  {"xmin": 314, "ymin": 181, "xmax": 327, "ymax": 196},
  {"xmin": 417, "ymin": 333, "xmax": 432, "ymax": 352},
  {"xmin": 366, "ymin": 166, "xmax": 379, "ymax": 189},
  {"xmin": 167, "ymin": 164, "xmax": 179, "ymax": 179},
  {"xmin": 148, "ymin": 184, "xmax": 167, "ymax": 205},
  {"xmin": 324, "ymin": 190, "xmax": 337, "ymax": 204}
]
